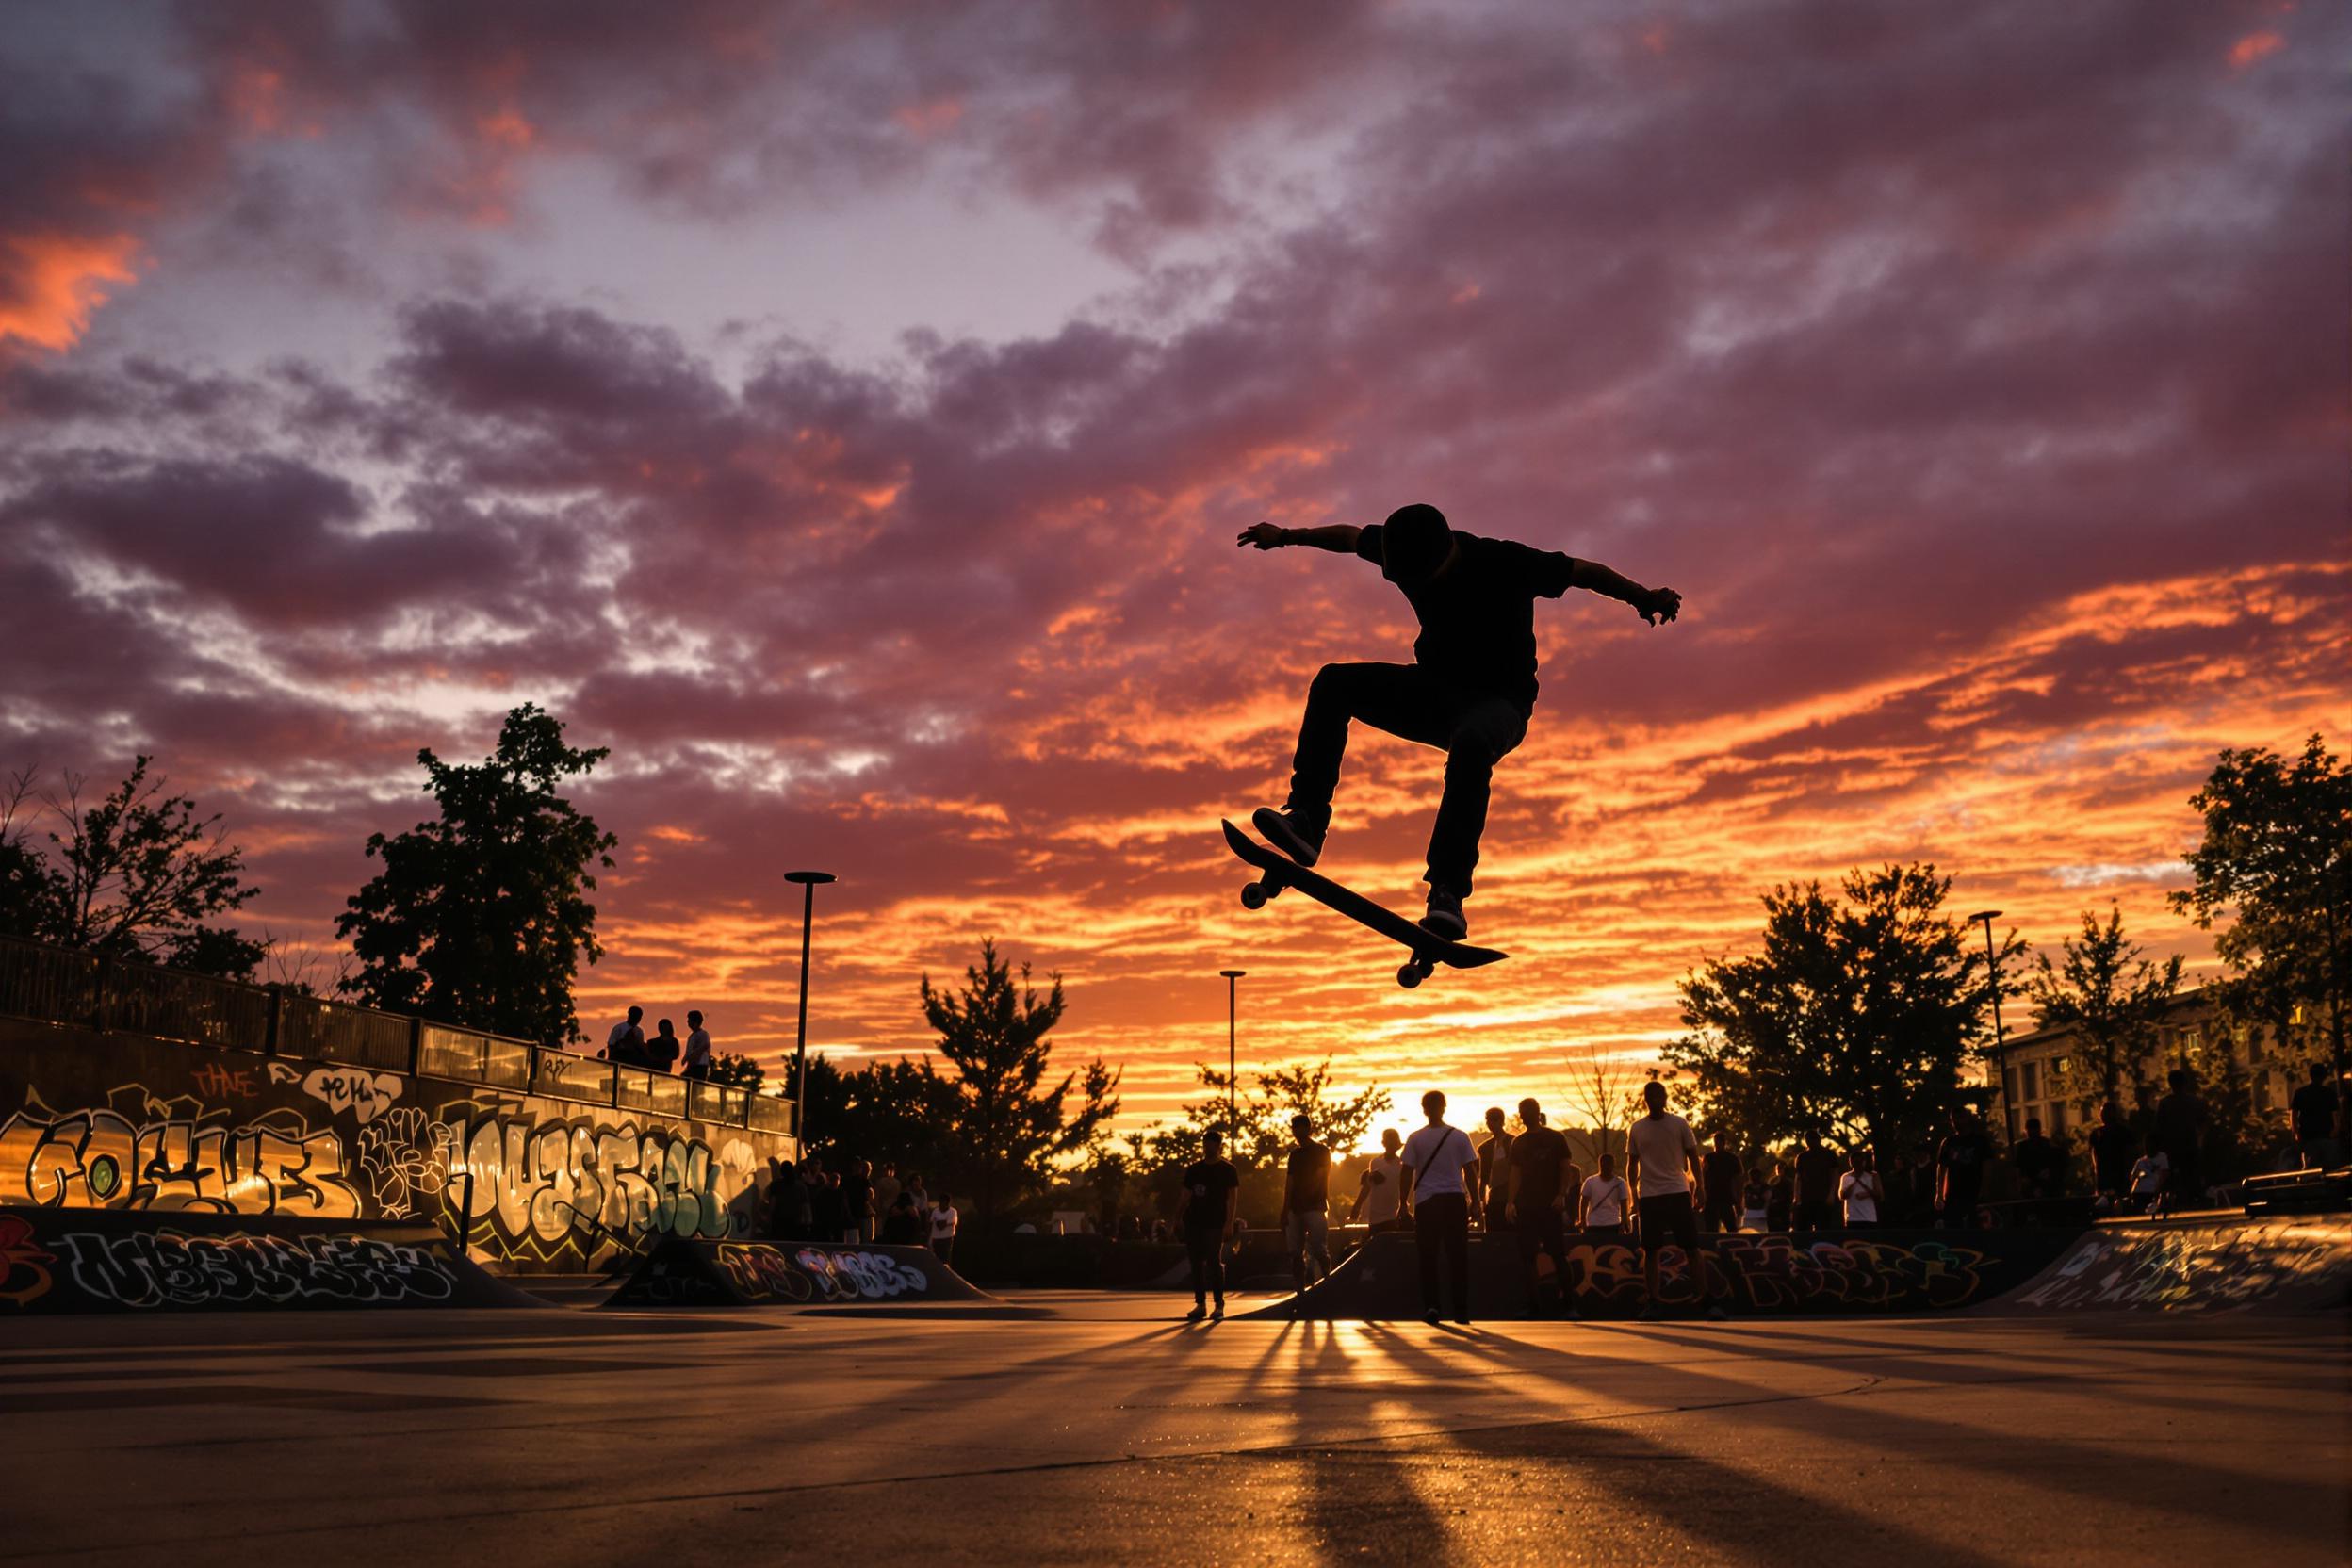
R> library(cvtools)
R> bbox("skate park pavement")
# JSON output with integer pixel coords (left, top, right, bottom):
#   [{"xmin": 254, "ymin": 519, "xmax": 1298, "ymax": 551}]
[{"xmin": 3, "ymin": 1280, "xmax": 2345, "ymax": 1566}]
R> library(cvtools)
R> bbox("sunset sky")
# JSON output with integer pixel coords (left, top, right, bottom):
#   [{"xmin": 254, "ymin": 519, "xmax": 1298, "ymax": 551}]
[{"xmin": 2, "ymin": 2, "xmax": 2344, "ymax": 1145}]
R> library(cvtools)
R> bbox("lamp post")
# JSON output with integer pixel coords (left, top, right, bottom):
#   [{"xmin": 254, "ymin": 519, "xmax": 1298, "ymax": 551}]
[
  {"xmin": 787, "ymin": 871, "xmax": 837, "ymax": 1149},
  {"xmin": 1970, "ymin": 909, "xmax": 2008, "ymax": 1143},
  {"xmin": 1219, "ymin": 969, "xmax": 1246, "ymax": 1138}
]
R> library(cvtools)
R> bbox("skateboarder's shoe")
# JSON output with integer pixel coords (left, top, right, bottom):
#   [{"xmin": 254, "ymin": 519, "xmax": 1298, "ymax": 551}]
[
  {"xmin": 1420, "ymin": 887, "xmax": 1468, "ymax": 941},
  {"xmin": 1252, "ymin": 806, "xmax": 1325, "ymax": 867}
]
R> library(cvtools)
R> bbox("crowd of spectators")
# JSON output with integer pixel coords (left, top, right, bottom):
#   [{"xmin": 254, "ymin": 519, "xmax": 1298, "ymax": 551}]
[
  {"xmin": 597, "ymin": 1004, "xmax": 717, "ymax": 1079},
  {"xmin": 757, "ymin": 1157, "xmax": 962, "ymax": 1262}
]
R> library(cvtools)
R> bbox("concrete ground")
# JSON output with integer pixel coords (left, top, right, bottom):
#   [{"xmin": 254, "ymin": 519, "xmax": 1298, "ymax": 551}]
[{"xmin": 3, "ymin": 1293, "xmax": 2345, "ymax": 1567}]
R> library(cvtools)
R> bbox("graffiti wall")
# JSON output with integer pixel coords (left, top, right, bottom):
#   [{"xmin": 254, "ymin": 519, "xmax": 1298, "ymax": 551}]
[
  {"xmin": 0, "ymin": 1205, "xmax": 536, "ymax": 1312},
  {"xmin": 2007, "ymin": 1218, "xmax": 2352, "ymax": 1313},
  {"xmin": 0, "ymin": 1021, "xmax": 793, "ymax": 1271},
  {"xmin": 606, "ymin": 1235, "xmax": 990, "ymax": 1308}
]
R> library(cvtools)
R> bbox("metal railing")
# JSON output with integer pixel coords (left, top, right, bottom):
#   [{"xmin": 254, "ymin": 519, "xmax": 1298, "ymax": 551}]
[{"xmin": 0, "ymin": 933, "xmax": 792, "ymax": 1134}]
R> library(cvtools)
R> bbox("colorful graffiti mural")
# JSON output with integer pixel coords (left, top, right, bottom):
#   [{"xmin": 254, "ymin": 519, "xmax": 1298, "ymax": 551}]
[
  {"xmin": 0, "ymin": 1025, "xmax": 789, "ymax": 1271},
  {"xmin": 607, "ymin": 1236, "xmax": 988, "ymax": 1308},
  {"xmin": 2010, "ymin": 1220, "xmax": 2352, "ymax": 1313}
]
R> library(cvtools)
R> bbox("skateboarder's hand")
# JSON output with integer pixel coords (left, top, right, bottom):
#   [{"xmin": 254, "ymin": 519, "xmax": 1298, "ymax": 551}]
[
  {"xmin": 1236, "ymin": 521, "xmax": 1286, "ymax": 550},
  {"xmin": 1638, "ymin": 585, "xmax": 1681, "ymax": 626}
]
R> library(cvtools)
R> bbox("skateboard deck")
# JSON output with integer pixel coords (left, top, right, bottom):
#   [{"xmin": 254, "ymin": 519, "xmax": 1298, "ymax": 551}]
[{"xmin": 1220, "ymin": 819, "xmax": 1507, "ymax": 988}]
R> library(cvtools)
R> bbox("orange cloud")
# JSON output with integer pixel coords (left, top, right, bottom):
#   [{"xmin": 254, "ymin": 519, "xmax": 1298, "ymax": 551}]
[
  {"xmin": 0, "ymin": 233, "xmax": 139, "ymax": 351},
  {"xmin": 2228, "ymin": 31, "xmax": 2285, "ymax": 70}
]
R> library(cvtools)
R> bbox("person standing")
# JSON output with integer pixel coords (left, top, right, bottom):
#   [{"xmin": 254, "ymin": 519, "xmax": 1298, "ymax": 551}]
[
  {"xmin": 1626, "ymin": 1081, "xmax": 1727, "ymax": 1320},
  {"xmin": 881, "ymin": 1190, "xmax": 923, "ymax": 1245},
  {"xmin": 927, "ymin": 1191, "xmax": 960, "ymax": 1264},
  {"xmin": 1182, "ymin": 1131, "xmax": 1242, "ymax": 1321},
  {"xmin": 1701, "ymin": 1130, "xmax": 1743, "ymax": 1233},
  {"xmin": 2086, "ymin": 1102, "xmax": 2137, "ymax": 1210},
  {"xmin": 681, "ymin": 1010, "xmax": 714, "ymax": 1081},
  {"xmin": 1839, "ymin": 1149, "xmax": 1885, "ymax": 1229},
  {"xmin": 2013, "ymin": 1118, "xmax": 2065, "ymax": 1203},
  {"xmin": 843, "ymin": 1159, "xmax": 876, "ymax": 1243},
  {"xmin": 1502, "ymin": 1097, "xmax": 1573, "ymax": 1314},
  {"xmin": 648, "ymin": 1018, "xmax": 683, "ymax": 1074},
  {"xmin": 2290, "ymin": 1063, "xmax": 2341, "ymax": 1168},
  {"xmin": 1793, "ymin": 1133, "xmax": 1840, "ymax": 1231},
  {"xmin": 604, "ymin": 1005, "xmax": 646, "ymax": 1067},
  {"xmin": 2154, "ymin": 1070, "xmax": 2207, "ymax": 1213},
  {"xmin": 1577, "ymin": 1152, "xmax": 1629, "ymax": 1240},
  {"xmin": 1400, "ymin": 1091, "xmax": 1482, "ymax": 1325},
  {"xmin": 1349, "ymin": 1128, "xmax": 1407, "ymax": 1231},
  {"xmin": 1281, "ymin": 1115, "xmax": 1332, "ymax": 1307},
  {"xmin": 1766, "ymin": 1159, "xmax": 1795, "ymax": 1233},
  {"xmin": 874, "ymin": 1163, "xmax": 902, "ymax": 1218},
  {"xmin": 768, "ymin": 1159, "xmax": 811, "ymax": 1241},
  {"xmin": 1740, "ymin": 1166, "xmax": 1769, "ymax": 1233},
  {"xmin": 1478, "ymin": 1106, "xmax": 1515, "ymax": 1232},
  {"xmin": 1934, "ymin": 1108, "xmax": 1993, "ymax": 1229},
  {"xmin": 808, "ymin": 1161, "xmax": 843, "ymax": 1243}
]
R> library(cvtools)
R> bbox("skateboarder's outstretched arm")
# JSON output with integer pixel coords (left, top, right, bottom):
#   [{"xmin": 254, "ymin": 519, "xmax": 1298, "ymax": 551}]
[
  {"xmin": 1566, "ymin": 557, "xmax": 1681, "ymax": 627},
  {"xmin": 1236, "ymin": 521, "xmax": 1360, "ymax": 553}
]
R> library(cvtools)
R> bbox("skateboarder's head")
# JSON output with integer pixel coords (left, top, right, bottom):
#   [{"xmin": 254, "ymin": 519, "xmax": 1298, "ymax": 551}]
[{"xmin": 1380, "ymin": 502, "xmax": 1453, "ymax": 586}]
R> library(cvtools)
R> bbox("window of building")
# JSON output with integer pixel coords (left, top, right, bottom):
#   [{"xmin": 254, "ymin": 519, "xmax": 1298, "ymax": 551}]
[{"xmin": 2021, "ymin": 1061, "xmax": 2041, "ymax": 1102}]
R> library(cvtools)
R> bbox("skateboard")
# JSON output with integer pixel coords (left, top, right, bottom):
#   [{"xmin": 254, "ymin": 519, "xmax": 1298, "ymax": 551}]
[{"xmin": 1221, "ymin": 819, "xmax": 1507, "ymax": 988}]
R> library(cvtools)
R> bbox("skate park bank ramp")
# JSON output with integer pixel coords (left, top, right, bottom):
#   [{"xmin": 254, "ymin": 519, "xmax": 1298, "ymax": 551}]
[
  {"xmin": 1241, "ymin": 1228, "xmax": 2080, "ymax": 1320},
  {"xmin": 1984, "ymin": 1214, "xmax": 2352, "ymax": 1315},
  {"xmin": 0, "ymin": 1204, "xmax": 540, "ymax": 1313},
  {"xmin": 606, "ymin": 1236, "xmax": 999, "ymax": 1308}
]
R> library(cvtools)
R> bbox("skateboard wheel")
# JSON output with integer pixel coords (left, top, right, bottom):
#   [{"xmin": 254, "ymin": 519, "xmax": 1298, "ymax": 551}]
[
  {"xmin": 1240, "ymin": 882, "xmax": 1269, "ymax": 910},
  {"xmin": 1396, "ymin": 962, "xmax": 1424, "ymax": 988}
]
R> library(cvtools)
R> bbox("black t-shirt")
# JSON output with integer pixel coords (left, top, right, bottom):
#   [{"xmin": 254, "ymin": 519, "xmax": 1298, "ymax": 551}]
[
  {"xmin": 881, "ymin": 1206, "xmax": 923, "ymax": 1245},
  {"xmin": 1354, "ymin": 525, "xmax": 1577, "ymax": 709},
  {"xmin": 1936, "ymin": 1131, "xmax": 1993, "ymax": 1196},
  {"xmin": 811, "ymin": 1182, "xmax": 844, "ymax": 1233},
  {"xmin": 2290, "ymin": 1082, "xmax": 2337, "ymax": 1138},
  {"xmin": 2154, "ymin": 1092, "xmax": 2204, "ymax": 1156},
  {"xmin": 1702, "ymin": 1149, "xmax": 1743, "ymax": 1202},
  {"xmin": 841, "ymin": 1173, "xmax": 874, "ymax": 1216},
  {"xmin": 2088, "ymin": 1122, "xmax": 2137, "ymax": 1184},
  {"xmin": 2014, "ymin": 1135, "xmax": 2062, "ymax": 1192},
  {"xmin": 1183, "ymin": 1158, "xmax": 1240, "ymax": 1230},
  {"xmin": 1284, "ymin": 1142, "xmax": 1331, "ymax": 1212},
  {"xmin": 1506, "ymin": 1124, "xmax": 1572, "ymax": 1207},
  {"xmin": 1794, "ymin": 1147, "xmax": 1841, "ymax": 1202}
]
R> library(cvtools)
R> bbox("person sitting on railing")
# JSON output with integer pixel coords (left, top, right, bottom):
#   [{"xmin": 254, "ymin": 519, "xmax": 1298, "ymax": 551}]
[
  {"xmin": 603, "ymin": 1006, "xmax": 647, "ymax": 1066},
  {"xmin": 650, "ymin": 1018, "xmax": 683, "ymax": 1074}
]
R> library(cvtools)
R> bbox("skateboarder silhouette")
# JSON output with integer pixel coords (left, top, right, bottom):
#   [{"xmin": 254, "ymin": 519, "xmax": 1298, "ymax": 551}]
[{"xmin": 1237, "ymin": 503, "xmax": 1679, "ymax": 939}]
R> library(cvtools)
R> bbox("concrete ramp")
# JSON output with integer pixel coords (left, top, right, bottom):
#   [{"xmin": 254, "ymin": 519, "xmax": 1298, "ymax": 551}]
[
  {"xmin": 1991, "ymin": 1215, "xmax": 2352, "ymax": 1315},
  {"xmin": 0, "ymin": 1204, "xmax": 539, "ymax": 1313},
  {"xmin": 1240, "ymin": 1228, "xmax": 2077, "ymax": 1320},
  {"xmin": 606, "ymin": 1236, "xmax": 999, "ymax": 1308}
]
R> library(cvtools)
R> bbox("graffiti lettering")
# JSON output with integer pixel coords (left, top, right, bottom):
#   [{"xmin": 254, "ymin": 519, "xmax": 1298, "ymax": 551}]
[
  {"xmin": 0, "ymin": 1213, "xmax": 56, "ymax": 1305},
  {"xmin": 793, "ymin": 1247, "xmax": 932, "ymax": 1300},
  {"xmin": 189, "ymin": 1062, "xmax": 254, "ymax": 1100},
  {"xmin": 0, "ymin": 1107, "xmax": 362, "ymax": 1218},
  {"xmin": 295, "ymin": 1067, "xmax": 404, "ymax": 1127},
  {"xmin": 54, "ymin": 1229, "xmax": 458, "ymax": 1309},
  {"xmin": 1560, "ymin": 1234, "xmax": 1991, "ymax": 1313},
  {"xmin": 2014, "ymin": 1223, "xmax": 2350, "ymax": 1312}
]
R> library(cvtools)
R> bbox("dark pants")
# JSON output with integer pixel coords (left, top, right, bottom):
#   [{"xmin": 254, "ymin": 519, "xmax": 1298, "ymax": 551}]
[
  {"xmin": 1185, "ymin": 1226, "xmax": 1226, "ymax": 1302},
  {"xmin": 1702, "ymin": 1200, "xmax": 1739, "ymax": 1233},
  {"xmin": 1795, "ymin": 1199, "xmax": 1834, "ymax": 1231},
  {"xmin": 1515, "ymin": 1205, "xmax": 1567, "ymax": 1306},
  {"xmin": 1414, "ymin": 1192, "xmax": 1472, "ymax": 1315},
  {"xmin": 1287, "ymin": 662, "xmax": 1528, "ymax": 894},
  {"xmin": 1941, "ymin": 1192, "xmax": 1979, "ymax": 1229}
]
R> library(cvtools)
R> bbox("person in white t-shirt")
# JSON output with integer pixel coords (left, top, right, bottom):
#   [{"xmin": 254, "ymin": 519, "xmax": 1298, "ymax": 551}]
[
  {"xmin": 1625, "ymin": 1081, "xmax": 1728, "ymax": 1320},
  {"xmin": 1400, "ymin": 1090, "xmax": 1482, "ymax": 1325},
  {"xmin": 681, "ymin": 1010, "xmax": 714, "ymax": 1080},
  {"xmin": 1577, "ymin": 1152, "xmax": 1630, "ymax": 1237},
  {"xmin": 927, "ymin": 1191, "xmax": 960, "ymax": 1265},
  {"xmin": 2127, "ymin": 1138, "xmax": 2169, "ymax": 1215},
  {"xmin": 1838, "ymin": 1148, "xmax": 1885, "ymax": 1229},
  {"xmin": 1350, "ymin": 1128, "xmax": 1407, "ymax": 1230}
]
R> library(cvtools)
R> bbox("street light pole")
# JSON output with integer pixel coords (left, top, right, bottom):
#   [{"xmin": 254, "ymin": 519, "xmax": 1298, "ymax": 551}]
[
  {"xmin": 1970, "ymin": 909, "xmax": 2008, "ymax": 1144},
  {"xmin": 787, "ymin": 870, "xmax": 837, "ymax": 1151},
  {"xmin": 1219, "ymin": 970, "xmax": 1246, "ymax": 1138}
]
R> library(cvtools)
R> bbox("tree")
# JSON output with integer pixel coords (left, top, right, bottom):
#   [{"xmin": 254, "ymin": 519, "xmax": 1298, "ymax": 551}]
[
  {"xmin": 2171, "ymin": 735, "xmax": 2351, "ymax": 1135},
  {"xmin": 0, "ymin": 759, "xmax": 264, "ymax": 978},
  {"xmin": 2029, "ymin": 905, "xmax": 2181, "ymax": 1120},
  {"xmin": 1559, "ymin": 1041, "xmax": 1652, "ymax": 1165},
  {"xmin": 708, "ymin": 1053, "xmax": 765, "ymax": 1093},
  {"xmin": 337, "ymin": 704, "xmax": 616, "ymax": 1044},
  {"xmin": 1668, "ymin": 864, "xmax": 2019, "ymax": 1152},
  {"xmin": 921, "ymin": 939, "xmax": 1119, "ymax": 1228},
  {"xmin": 799, "ymin": 1054, "xmax": 956, "ymax": 1175},
  {"xmin": 1141, "ymin": 1057, "xmax": 1392, "ymax": 1169}
]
